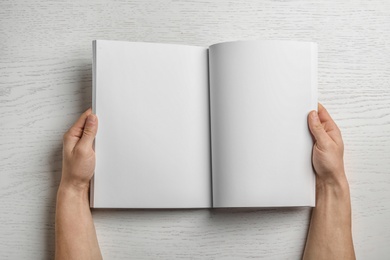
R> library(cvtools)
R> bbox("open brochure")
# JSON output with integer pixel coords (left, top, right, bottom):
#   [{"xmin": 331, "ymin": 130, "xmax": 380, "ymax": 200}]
[{"xmin": 91, "ymin": 40, "xmax": 317, "ymax": 208}]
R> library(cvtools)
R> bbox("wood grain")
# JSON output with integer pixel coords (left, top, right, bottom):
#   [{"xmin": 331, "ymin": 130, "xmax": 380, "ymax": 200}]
[{"xmin": 1, "ymin": 0, "xmax": 389, "ymax": 259}]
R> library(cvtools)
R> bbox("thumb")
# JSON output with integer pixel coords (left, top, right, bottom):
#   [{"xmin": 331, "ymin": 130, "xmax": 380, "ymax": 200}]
[
  {"xmin": 308, "ymin": 110, "xmax": 330, "ymax": 146},
  {"xmin": 78, "ymin": 114, "xmax": 98, "ymax": 148}
]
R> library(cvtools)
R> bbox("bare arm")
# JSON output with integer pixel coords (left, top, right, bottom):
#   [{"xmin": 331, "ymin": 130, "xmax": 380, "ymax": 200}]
[
  {"xmin": 303, "ymin": 103, "xmax": 355, "ymax": 260},
  {"xmin": 55, "ymin": 109, "xmax": 102, "ymax": 260}
]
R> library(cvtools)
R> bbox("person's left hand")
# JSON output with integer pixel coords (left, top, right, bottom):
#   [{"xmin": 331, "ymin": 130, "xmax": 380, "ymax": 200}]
[{"xmin": 60, "ymin": 108, "xmax": 98, "ymax": 192}]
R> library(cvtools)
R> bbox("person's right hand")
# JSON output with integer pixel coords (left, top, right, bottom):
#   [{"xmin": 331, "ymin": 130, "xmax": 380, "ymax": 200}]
[
  {"xmin": 305, "ymin": 104, "xmax": 355, "ymax": 260},
  {"xmin": 308, "ymin": 103, "xmax": 348, "ymax": 187}
]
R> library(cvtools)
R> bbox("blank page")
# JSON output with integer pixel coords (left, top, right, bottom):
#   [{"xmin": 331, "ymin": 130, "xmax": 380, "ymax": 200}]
[
  {"xmin": 92, "ymin": 40, "xmax": 211, "ymax": 208},
  {"xmin": 209, "ymin": 40, "xmax": 317, "ymax": 207}
]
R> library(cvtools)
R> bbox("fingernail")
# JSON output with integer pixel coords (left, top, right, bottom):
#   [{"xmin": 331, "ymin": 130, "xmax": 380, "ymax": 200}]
[
  {"xmin": 88, "ymin": 114, "xmax": 96, "ymax": 122},
  {"xmin": 311, "ymin": 111, "xmax": 318, "ymax": 121}
]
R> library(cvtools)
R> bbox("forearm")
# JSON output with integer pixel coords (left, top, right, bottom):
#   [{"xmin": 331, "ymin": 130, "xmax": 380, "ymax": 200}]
[
  {"xmin": 303, "ymin": 177, "xmax": 355, "ymax": 260},
  {"xmin": 55, "ymin": 184, "xmax": 102, "ymax": 260}
]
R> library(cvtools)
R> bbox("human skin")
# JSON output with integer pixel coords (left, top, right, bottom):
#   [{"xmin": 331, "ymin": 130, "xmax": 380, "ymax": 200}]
[
  {"xmin": 303, "ymin": 103, "xmax": 356, "ymax": 260},
  {"xmin": 55, "ymin": 104, "xmax": 355, "ymax": 259},
  {"xmin": 55, "ymin": 108, "xmax": 102, "ymax": 260}
]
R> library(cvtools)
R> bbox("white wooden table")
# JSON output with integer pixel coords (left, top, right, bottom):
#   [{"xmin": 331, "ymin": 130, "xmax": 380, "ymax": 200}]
[{"xmin": 1, "ymin": 0, "xmax": 389, "ymax": 259}]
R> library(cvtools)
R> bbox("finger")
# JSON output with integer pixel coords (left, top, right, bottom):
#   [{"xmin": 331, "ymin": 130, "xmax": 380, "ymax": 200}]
[
  {"xmin": 317, "ymin": 103, "xmax": 343, "ymax": 144},
  {"xmin": 308, "ymin": 110, "xmax": 332, "ymax": 148},
  {"xmin": 63, "ymin": 108, "xmax": 93, "ymax": 150},
  {"xmin": 76, "ymin": 113, "xmax": 98, "ymax": 149}
]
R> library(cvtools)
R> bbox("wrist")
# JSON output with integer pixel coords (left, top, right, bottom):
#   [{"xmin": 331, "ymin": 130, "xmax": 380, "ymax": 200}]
[
  {"xmin": 59, "ymin": 170, "xmax": 91, "ymax": 193},
  {"xmin": 58, "ymin": 181, "xmax": 90, "ymax": 200},
  {"xmin": 316, "ymin": 167, "xmax": 349, "ymax": 188},
  {"xmin": 316, "ymin": 173, "xmax": 350, "ymax": 202}
]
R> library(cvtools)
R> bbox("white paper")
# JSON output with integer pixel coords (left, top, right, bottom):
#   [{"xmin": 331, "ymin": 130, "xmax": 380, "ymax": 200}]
[
  {"xmin": 92, "ymin": 40, "xmax": 211, "ymax": 208},
  {"xmin": 209, "ymin": 40, "xmax": 317, "ymax": 207}
]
